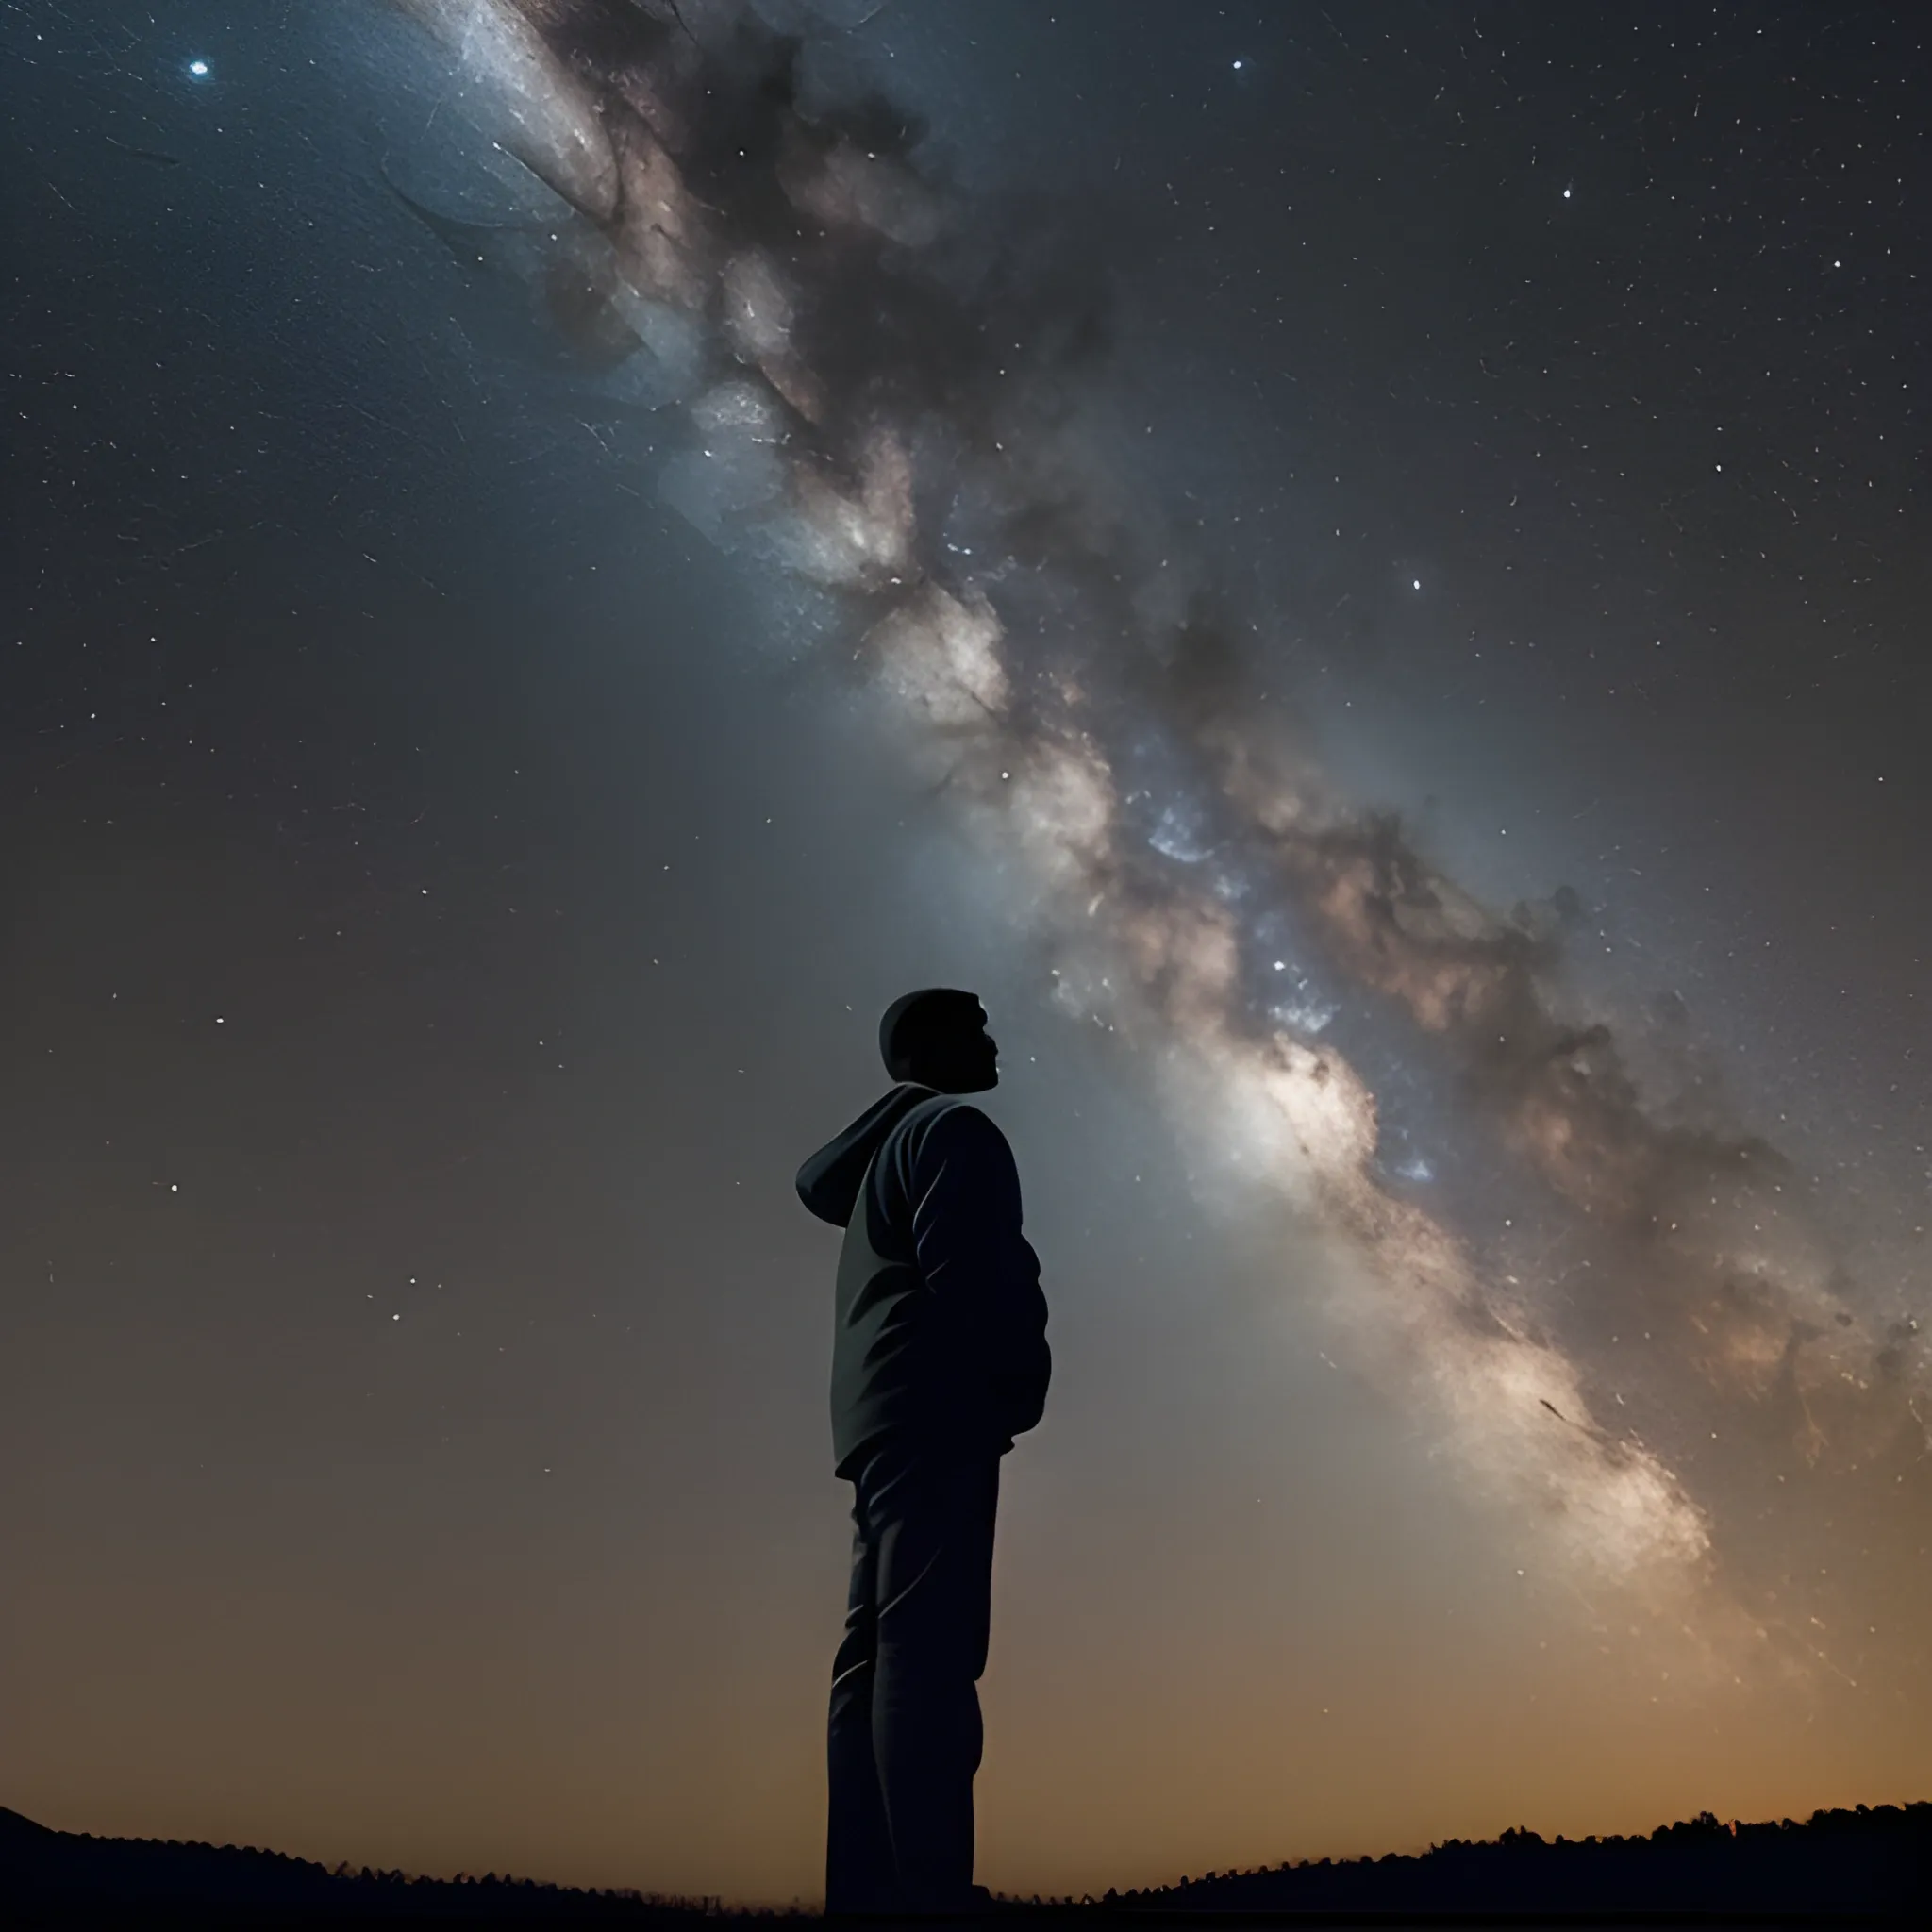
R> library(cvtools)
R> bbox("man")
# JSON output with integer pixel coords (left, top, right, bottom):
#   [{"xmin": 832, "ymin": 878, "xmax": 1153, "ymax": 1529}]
[{"xmin": 796, "ymin": 989, "xmax": 1052, "ymax": 1917}]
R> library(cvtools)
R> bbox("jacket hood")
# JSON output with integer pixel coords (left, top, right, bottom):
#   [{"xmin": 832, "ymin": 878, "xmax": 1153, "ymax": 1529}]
[{"xmin": 795, "ymin": 1083, "xmax": 937, "ymax": 1227}]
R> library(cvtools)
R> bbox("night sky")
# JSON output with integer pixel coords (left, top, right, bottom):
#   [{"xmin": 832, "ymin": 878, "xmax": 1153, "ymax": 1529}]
[{"xmin": 4, "ymin": 0, "xmax": 1929, "ymax": 1908}]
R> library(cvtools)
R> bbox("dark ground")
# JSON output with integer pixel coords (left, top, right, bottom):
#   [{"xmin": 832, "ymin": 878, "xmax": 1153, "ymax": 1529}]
[{"xmin": 3, "ymin": 1800, "xmax": 1924, "ymax": 1924}]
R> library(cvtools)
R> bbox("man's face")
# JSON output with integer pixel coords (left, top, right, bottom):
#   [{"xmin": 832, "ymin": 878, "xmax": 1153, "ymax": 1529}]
[
  {"xmin": 927, "ymin": 1007, "xmax": 998, "ymax": 1093},
  {"xmin": 962, "ymin": 1013, "xmax": 999, "ymax": 1093}
]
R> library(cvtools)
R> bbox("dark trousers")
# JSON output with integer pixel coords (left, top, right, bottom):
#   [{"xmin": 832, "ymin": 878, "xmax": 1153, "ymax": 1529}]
[{"xmin": 825, "ymin": 1437, "xmax": 1002, "ymax": 1916}]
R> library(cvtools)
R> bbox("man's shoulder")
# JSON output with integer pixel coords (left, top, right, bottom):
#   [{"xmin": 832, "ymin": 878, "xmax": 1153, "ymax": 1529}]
[
  {"xmin": 898, "ymin": 1097, "xmax": 1016, "ymax": 1177},
  {"xmin": 907, "ymin": 1093, "xmax": 1003, "ymax": 1138}
]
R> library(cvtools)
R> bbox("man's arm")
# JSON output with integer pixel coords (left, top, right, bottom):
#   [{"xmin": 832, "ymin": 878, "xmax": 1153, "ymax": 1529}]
[{"xmin": 908, "ymin": 1105, "xmax": 1051, "ymax": 1444}]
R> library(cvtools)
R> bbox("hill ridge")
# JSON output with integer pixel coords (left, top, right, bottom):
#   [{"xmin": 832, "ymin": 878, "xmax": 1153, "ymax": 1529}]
[{"xmin": 3, "ymin": 1798, "xmax": 1926, "ymax": 1919}]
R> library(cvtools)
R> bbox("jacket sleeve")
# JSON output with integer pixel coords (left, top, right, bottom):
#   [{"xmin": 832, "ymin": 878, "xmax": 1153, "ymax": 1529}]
[{"xmin": 908, "ymin": 1106, "xmax": 1052, "ymax": 1446}]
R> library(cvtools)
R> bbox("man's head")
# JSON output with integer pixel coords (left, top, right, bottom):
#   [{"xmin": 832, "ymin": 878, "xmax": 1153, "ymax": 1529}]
[{"xmin": 879, "ymin": 988, "xmax": 998, "ymax": 1094}]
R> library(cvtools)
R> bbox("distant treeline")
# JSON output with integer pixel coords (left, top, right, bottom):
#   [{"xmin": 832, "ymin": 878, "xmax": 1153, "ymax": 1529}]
[
  {"xmin": 0, "ymin": 1804, "xmax": 803, "ymax": 1922},
  {"xmin": 5, "ymin": 1798, "xmax": 1928, "ymax": 1920},
  {"xmin": 1056, "ymin": 1803, "xmax": 1931, "ymax": 1918}
]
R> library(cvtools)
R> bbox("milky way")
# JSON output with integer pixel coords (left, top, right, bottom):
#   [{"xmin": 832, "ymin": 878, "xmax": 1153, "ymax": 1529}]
[{"xmin": 374, "ymin": 0, "xmax": 1928, "ymax": 1696}]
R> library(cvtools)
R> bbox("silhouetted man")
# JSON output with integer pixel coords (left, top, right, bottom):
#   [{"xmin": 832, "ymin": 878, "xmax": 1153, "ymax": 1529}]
[{"xmin": 796, "ymin": 990, "xmax": 1052, "ymax": 1918}]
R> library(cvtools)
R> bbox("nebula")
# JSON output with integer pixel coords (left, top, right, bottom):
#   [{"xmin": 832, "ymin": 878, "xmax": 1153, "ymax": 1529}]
[{"xmin": 371, "ymin": 0, "xmax": 1929, "ymax": 1693}]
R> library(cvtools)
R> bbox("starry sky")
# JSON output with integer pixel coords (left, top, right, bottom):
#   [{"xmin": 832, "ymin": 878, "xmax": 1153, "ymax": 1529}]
[{"xmin": 3, "ymin": 0, "xmax": 1929, "ymax": 1908}]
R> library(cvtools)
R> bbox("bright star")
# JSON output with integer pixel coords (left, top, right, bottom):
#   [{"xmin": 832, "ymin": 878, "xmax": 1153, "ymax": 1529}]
[
  {"xmin": 188, "ymin": 58, "xmax": 208, "ymax": 78},
  {"xmin": 1232, "ymin": 58, "xmax": 1245, "ymax": 71},
  {"xmin": 1562, "ymin": 186, "xmax": 1573, "ymax": 199},
  {"xmin": 1412, "ymin": 577, "xmax": 1421, "ymax": 590}
]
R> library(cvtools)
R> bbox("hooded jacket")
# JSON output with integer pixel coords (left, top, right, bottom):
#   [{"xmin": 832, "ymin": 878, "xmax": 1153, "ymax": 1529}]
[{"xmin": 796, "ymin": 1084, "xmax": 1052, "ymax": 1477}]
